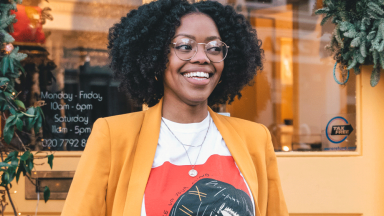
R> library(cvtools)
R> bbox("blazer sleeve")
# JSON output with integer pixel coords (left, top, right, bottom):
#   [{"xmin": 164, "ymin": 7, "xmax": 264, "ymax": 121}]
[
  {"xmin": 61, "ymin": 118, "xmax": 111, "ymax": 216},
  {"xmin": 262, "ymin": 125, "xmax": 289, "ymax": 216}
]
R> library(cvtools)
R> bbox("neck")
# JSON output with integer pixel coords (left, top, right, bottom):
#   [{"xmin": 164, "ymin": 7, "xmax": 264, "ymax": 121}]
[{"xmin": 162, "ymin": 95, "xmax": 209, "ymax": 123}]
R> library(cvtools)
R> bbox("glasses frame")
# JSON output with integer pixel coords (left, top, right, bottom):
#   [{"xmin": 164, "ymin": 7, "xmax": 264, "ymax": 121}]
[{"xmin": 171, "ymin": 39, "xmax": 230, "ymax": 63}]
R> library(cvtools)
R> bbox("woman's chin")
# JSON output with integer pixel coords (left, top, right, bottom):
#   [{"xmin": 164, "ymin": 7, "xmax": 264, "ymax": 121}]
[{"xmin": 184, "ymin": 96, "xmax": 209, "ymax": 106}]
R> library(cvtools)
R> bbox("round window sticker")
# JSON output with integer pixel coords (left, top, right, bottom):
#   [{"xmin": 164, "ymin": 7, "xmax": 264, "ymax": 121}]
[{"xmin": 325, "ymin": 116, "xmax": 354, "ymax": 144}]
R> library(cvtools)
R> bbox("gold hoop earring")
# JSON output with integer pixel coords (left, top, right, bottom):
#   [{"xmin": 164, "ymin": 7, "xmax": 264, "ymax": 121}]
[
  {"xmin": 218, "ymin": 80, "xmax": 222, "ymax": 84},
  {"xmin": 155, "ymin": 76, "xmax": 158, "ymax": 81}
]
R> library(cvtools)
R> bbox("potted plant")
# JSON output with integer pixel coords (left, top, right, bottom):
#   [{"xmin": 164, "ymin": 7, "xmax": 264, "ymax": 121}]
[{"xmin": 316, "ymin": 0, "xmax": 384, "ymax": 86}]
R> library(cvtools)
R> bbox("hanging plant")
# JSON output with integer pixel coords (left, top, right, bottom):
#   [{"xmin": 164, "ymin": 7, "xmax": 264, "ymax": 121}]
[
  {"xmin": 0, "ymin": 0, "xmax": 54, "ymax": 215},
  {"xmin": 316, "ymin": 0, "xmax": 384, "ymax": 86}
]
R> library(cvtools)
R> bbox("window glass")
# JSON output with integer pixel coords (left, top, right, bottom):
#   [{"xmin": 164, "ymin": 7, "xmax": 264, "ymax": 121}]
[
  {"xmin": 17, "ymin": 0, "xmax": 356, "ymax": 152},
  {"xmin": 17, "ymin": 0, "xmax": 142, "ymax": 151},
  {"xmin": 220, "ymin": 0, "xmax": 357, "ymax": 152}
]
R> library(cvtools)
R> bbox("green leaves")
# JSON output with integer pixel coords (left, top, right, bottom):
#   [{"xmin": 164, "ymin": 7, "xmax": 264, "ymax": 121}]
[
  {"xmin": 4, "ymin": 115, "xmax": 16, "ymax": 144},
  {"xmin": 1, "ymin": 30, "xmax": 15, "ymax": 43},
  {"xmin": 5, "ymin": 151, "xmax": 18, "ymax": 162},
  {"xmin": 1, "ymin": 55, "xmax": 10, "ymax": 76},
  {"xmin": 24, "ymin": 106, "xmax": 43, "ymax": 133},
  {"xmin": 44, "ymin": 186, "xmax": 50, "ymax": 203},
  {"xmin": 356, "ymin": 51, "xmax": 365, "ymax": 64},
  {"xmin": 360, "ymin": 41, "xmax": 367, "ymax": 58},
  {"xmin": 14, "ymin": 100, "xmax": 25, "ymax": 110},
  {"xmin": 0, "ymin": 14, "xmax": 16, "ymax": 29},
  {"xmin": 0, "ymin": 46, "xmax": 26, "ymax": 79},
  {"xmin": 317, "ymin": 0, "xmax": 384, "ymax": 86},
  {"xmin": 334, "ymin": 26, "xmax": 344, "ymax": 48},
  {"xmin": 0, "ymin": 151, "xmax": 19, "ymax": 186},
  {"xmin": 15, "ymin": 160, "xmax": 25, "ymax": 183},
  {"xmin": 379, "ymin": 52, "xmax": 384, "ymax": 70},
  {"xmin": 347, "ymin": 58, "xmax": 357, "ymax": 70},
  {"xmin": 20, "ymin": 150, "xmax": 30, "ymax": 161},
  {"xmin": 0, "ymin": 0, "xmax": 53, "ymax": 204},
  {"xmin": 0, "ymin": 55, "xmax": 23, "ymax": 77},
  {"xmin": 368, "ymin": 2, "xmax": 384, "ymax": 16},
  {"xmin": 15, "ymin": 116, "xmax": 23, "ymax": 131},
  {"xmin": 0, "ymin": 77, "xmax": 10, "ymax": 87},
  {"xmin": 34, "ymin": 107, "xmax": 43, "ymax": 134},
  {"xmin": 351, "ymin": 37, "xmax": 361, "ymax": 47},
  {"xmin": 343, "ymin": 27, "xmax": 357, "ymax": 38},
  {"xmin": 19, "ymin": 151, "xmax": 34, "ymax": 175},
  {"xmin": 26, "ymin": 107, "xmax": 36, "ymax": 130},
  {"xmin": 15, "ymin": 166, "xmax": 22, "ymax": 183},
  {"xmin": 340, "ymin": 21, "xmax": 355, "ymax": 33},
  {"xmin": 3, "ymin": 111, "xmax": 27, "ymax": 144},
  {"xmin": 2, "ymin": 172, "xmax": 10, "ymax": 185},
  {"xmin": 315, "ymin": 7, "xmax": 330, "ymax": 15},
  {"xmin": 367, "ymin": 31, "xmax": 376, "ymax": 41},
  {"xmin": 371, "ymin": 67, "xmax": 381, "ymax": 87},
  {"xmin": 0, "ymin": 152, "xmax": 52, "ymax": 202},
  {"xmin": 361, "ymin": 18, "xmax": 370, "ymax": 31},
  {"xmin": 11, "ymin": 48, "xmax": 27, "ymax": 62},
  {"xmin": 0, "ymin": 162, "xmax": 12, "ymax": 167},
  {"xmin": 25, "ymin": 107, "xmax": 43, "ymax": 132},
  {"xmin": 0, "ymin": 97, "xmax": 44, "ymax": 145},
  {"xmin": 320, "ymin": 14, "xmax": 332, "ymax": 26},
  {"xmin": 48, "ymin": 154, "xmax": 54, "ymax": 169}
]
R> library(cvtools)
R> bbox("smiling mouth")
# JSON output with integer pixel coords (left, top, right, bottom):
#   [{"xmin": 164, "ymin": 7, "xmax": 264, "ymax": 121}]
[{"xmin": 182, "ymin": 72, "xmax": 211, "ymax": 80}]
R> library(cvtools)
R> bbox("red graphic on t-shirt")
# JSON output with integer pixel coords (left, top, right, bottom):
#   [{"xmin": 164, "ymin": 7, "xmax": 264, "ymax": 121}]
[{"xmin": 144, "ymin": 155, "xmax": 251, "ymax": 216}]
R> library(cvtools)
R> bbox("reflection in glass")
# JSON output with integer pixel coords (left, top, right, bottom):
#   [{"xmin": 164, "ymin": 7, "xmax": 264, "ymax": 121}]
[
  {"xmin": 17, "ymin": 0, "xmax": 142, "ymax": 151},
  {"xmin": 224, "ymin": 0, "xmax": 356, "ymax": 152},
  {"xmin": 17, "ymin": 0, "xmax": 356, "ymax": 152}
]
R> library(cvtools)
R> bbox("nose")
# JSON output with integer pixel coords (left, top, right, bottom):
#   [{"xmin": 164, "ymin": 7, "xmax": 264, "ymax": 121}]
[{"xmin": 190, "ymin": 44, "xmax": 210, "ymax": 64}]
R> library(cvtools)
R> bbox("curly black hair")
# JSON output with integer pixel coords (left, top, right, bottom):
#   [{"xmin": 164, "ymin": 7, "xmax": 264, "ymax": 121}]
[{"xmin": 108, "ymin": 0, "xmax": 263, "ymax": 106}]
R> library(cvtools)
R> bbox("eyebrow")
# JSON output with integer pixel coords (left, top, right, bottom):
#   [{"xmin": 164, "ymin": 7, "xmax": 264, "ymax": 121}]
[{"xmin": 172, "ymin": 34, "xmax": 221, "ymax": 41}]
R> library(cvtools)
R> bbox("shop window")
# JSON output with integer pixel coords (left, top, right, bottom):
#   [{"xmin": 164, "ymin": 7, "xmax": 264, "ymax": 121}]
[
  {"xmin": 15, "ymin": 0, "xmax": 142, "ymax": 151},
  {"xmin": 222, "ymin": 0, "xmax": 357, "ymax": 152},
  {"xmin": 16, "ymin": 0, "xmax": 356, "ymax": 152}
]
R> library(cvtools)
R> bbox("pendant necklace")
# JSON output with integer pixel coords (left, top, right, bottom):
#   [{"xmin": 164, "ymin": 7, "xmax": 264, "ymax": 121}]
[{"xmin": 161, "ymin": 117, "xmax": 211, "ymax": 177}]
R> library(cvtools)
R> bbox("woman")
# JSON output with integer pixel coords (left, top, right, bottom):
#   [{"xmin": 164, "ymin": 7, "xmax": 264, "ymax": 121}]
[{"xmin": 61, "ymin": 0, "xmax": 288, "ymax": 215}]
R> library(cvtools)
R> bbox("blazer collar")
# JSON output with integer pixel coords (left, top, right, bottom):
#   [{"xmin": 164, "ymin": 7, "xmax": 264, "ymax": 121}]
[
  {"xmin": 123, "ymin": 99, "xmax": 163, "ymax": 215},
  {"xmin": 124, "ymin": 99, "xmax": 260, "ymax": 216},
  {"xmin": 209, "ymin": 108, "xmax": 261, "ymax": 216}
]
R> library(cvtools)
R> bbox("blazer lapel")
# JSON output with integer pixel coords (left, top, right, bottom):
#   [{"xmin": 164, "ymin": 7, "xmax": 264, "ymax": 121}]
[
  {"xmin": 123, "ymin": 100, "xmax": 163, "ymax": 216},
  {"xmin": 122, "ymin": 102, "xmax": 261, "ymax": 215},
  {"xmin": 209, "ymin": 108, "xmax": 261, "ymax": 216}
]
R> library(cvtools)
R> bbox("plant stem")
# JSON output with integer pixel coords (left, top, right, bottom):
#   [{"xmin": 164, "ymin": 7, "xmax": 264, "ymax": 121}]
[
  {"xmin": 0, "ymin": 153, "xmax": 17, "ymax": 216},
  {"xmin": 4, "ymin": 186, "xmax": 16, "ymax": 216},
  {"xmin": 1, "ymin": 199, "xmax": 6, "ymax": 216},
  {"xmin": 25, "ymin": 174, "xmax": 37, "ymax": 187},
  {"xmin": 13, "ymin": 132, "xmax": 26, "ymax": 151}
]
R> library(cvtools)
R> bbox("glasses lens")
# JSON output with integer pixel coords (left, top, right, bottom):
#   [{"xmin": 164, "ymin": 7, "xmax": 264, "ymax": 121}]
[
  {"xmin": 174, "ymin": 38, "xmax": 196, "ymax": 60},
  {"xmin": 206, "ymin": 40, "xmax": 227, "ymax": 62}
]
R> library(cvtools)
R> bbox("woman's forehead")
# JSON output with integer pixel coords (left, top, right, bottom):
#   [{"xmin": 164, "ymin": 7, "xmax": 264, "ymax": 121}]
[{"xmin": 174, "ymin": 13, "xmax": 221, "ymax": 42}]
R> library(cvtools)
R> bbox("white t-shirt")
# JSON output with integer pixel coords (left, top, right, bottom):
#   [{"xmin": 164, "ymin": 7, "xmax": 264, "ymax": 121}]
[{"xmin": 141, "ymin": 113, "xmax": 255, "ymax": 216}]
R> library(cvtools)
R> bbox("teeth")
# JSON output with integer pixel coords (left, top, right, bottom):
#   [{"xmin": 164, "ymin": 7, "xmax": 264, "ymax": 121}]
[
  {"xmin": 192, "ymin": 77, "xmax": 205, "ymax": 80},
  {"xmin": 183, "ymin": 72, "xmax": 209, "ymax": 78}
]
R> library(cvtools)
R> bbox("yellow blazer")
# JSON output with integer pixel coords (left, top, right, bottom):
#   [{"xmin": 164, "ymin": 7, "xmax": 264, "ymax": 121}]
[{"xmin": 61, "ymin": 99, "xmax": 288, "ymax": 216}]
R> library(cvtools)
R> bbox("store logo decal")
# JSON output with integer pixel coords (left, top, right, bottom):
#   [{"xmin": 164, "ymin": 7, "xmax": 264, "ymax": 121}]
[
  {"xmin": 330, "ymin": 124, "xmax": 353, "ymax": 136},
  {"xmin": 326, "ymin": 116, "xmax": 354, "ymax": 144}
]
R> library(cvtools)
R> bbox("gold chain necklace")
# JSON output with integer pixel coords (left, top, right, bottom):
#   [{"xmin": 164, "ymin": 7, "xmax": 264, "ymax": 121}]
[{"xmin": 161, "ymin": 117, "xmax": 211, "ymax": 177}]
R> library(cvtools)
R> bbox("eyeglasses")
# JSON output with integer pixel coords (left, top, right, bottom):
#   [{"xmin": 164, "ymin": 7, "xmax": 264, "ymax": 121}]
[{"xmin": 171, "ymin": 38, "xmax": 229, "ymax": 63}]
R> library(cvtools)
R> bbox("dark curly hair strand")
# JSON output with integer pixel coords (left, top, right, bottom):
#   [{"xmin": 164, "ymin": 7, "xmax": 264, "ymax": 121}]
[{"xmin": 108, "ymin": 0, "xmax": 263, "ymax": 107}]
